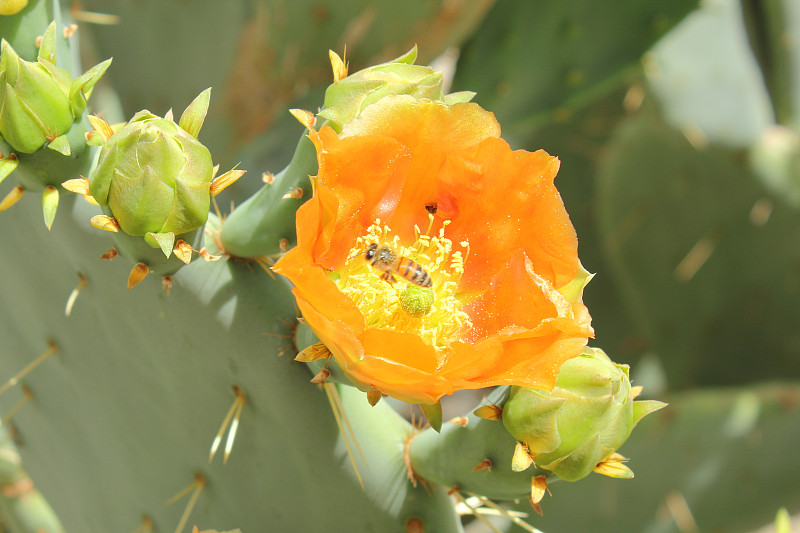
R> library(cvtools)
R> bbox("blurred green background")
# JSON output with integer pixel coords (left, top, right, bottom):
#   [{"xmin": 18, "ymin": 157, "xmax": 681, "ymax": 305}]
[
  {"xmin": 79, "ymin": 0, "xmax": 800, "ymax": 392},
  {"xmin": 3, "ymin": 0, "xmax": 800, "ymax": 531},
  {"xmin": 67, "ymin": 0, "xmax": 800, "ymax": 529}
]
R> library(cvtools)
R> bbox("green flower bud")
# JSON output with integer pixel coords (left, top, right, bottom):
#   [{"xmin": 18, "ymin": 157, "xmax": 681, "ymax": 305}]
[
  {"xmin": 0, "ymin": 23, "xmax": 110, "ymax": 154},
  {"xmin": 88, "ymin": 106, "xmax": 213, "ymax": 238},
  {"xmin": 502, "ymin": 347, "xmax": 665, "ymax": 482},
  {"xmin": 318, "ymin": 46, "xmax": 475, "ymax": 132}
]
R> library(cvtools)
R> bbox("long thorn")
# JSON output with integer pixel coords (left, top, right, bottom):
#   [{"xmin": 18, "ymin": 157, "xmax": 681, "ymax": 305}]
[
  {"xmin": 329, "ymin": 384, "xmax": 367, "ymax": 467},
  {"xmin": 165, "ymin": 479, "xmax": 197, "ymax": 506},
  {"xmin": 468, "ymin": 493, "xmax": 542, "ymax": 533},
  {"xmin": 323, "ymin": 383, "xmax": 364, "ymax": 489},
  {"xmin": 223, "ymin": 394, "xmax": 245, "ymax": 464},
  {"xmin": 253, "ymin": 258, "xmax": 277, "ymax": 280},
  {"xmin": 166, "ymin": 473, "xmax": 206, "ymax": 533},
  {"xmin": 2, "ymin": 385, "xmax": 33, "ymax": 425},
  {"xmin": 211, "ymin": 196, "xmax": 223, "ymax": 220},
  {"xmin": 65, "ymin": 272, "xmax": 88, "ymax": 317},
  {"xmin": 70, "ymin": 8, "xmax": 121, "ymax": 25},
  {"xmin": 0, "ymin": 342, "xmax": 58, "ymax": 396},
  {"xmin": 452, "ymin": 492, "xmax": 505, "ymax": 533},
  {"xmin": 209, "ymin": 387, "xmax": 245, "ymax": 463}
]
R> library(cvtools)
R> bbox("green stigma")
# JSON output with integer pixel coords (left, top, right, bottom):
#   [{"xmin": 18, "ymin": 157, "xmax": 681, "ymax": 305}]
[{"xmin": 400, "ymin": 285, "xmax": 435, "ymax": 317}]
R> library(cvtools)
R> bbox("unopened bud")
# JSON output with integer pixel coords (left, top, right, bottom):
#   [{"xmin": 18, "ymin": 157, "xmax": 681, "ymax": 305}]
[{"xmin": 502, "ymin": 347, "xmax": 665, "ymax": 482}]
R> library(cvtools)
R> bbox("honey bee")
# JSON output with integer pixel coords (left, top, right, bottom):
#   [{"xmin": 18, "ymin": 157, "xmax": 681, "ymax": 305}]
[{"xmin": 364, "ymin": 243, "xmax": 433, "ymax": 288}]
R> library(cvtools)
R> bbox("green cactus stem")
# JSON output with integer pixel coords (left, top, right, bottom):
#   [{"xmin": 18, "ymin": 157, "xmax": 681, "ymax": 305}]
[
  {"xmin": 333, "ymin": 384, "xmax": 463, "ymax": 533},
  {"xmin": 408, "ymin": 387, "xmax": 542, "ymax": 501},
  {"xmin": 217, "ymin": 131, "xmax": 316, "ymax": 258},
  {"xmin": 10, "ymin": 123, "xmax": 90, "ymax": 190},
  {"xmin": 741, "ymin": 0, "xmax": 795, "ymax": 126},
  {"xmin": 0, "ymin": 425, "xmax": 64, "ymax": 533}
]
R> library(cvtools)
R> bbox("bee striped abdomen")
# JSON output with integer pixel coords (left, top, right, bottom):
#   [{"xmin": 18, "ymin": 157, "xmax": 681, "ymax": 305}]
[
  {"xmin": 365, "ymin": 243, "xmax": 433, "ymax": 288},
  {"xmin": 397, "ymin": 258, "xmax": 433, "ymax": 287}
]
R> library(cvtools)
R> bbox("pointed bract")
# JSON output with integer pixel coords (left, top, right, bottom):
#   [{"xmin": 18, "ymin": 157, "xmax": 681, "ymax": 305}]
[
  {"xmin": 127, "ymin": 262, "xmax": 149, "ymax": 290},
  {"xmin": 633, "ymin": 399, "xmax": 667, "ymax": 426},
  {"xmin": 61, "ymin": 177, "xmax": 91, "ymax": 195},
  {"xmin": 329, "ymin": 49, "xmax": 348, "ymax": 83},
  {"xmin": 295, "ymin": 342, "xmax": 331, "ymax": 362},
  {"xmin": 0, "ymin": 185, "xmax": 24, "ymax": 212},
  {"xmin": 0, "ymin": 153, "xmax": 18, "ymax": 185},
  {"xmin": 37, "ymin": 22, "xmax": 57, "ymax": 63},
  {"xmin": 289, "ymin": 108, "xmax": 316, "ymax": 130},
  {"xmin": 47, "ymin": 135, "xmax": 71, "ymax": 156},
  {"xmin": 443, "ymin": 91, "xmax": 476, "ymax": 105},
  {"xmin": 173, "ymin": 240, "xmax": 193, "ymax": 264},
  {"xmin": 42, "ymin": 185, "xmax": 58, "ymax": 230},
  {"xmin": 69, "ymin": 58, "xmax": 113, "ymax": 116},
  {"xmin": 530, "ymin": 475, "xmax": 548, "ymax": 505},
  {"xmin": 145, "ymin": 232, "xmax": 176, "ymax": 258},
  {"xmin": 90, "ymin": 214, "xmax": 120, "ymax": 232},
  {"xmin": 420, "ymin": 402, "xmax": 442, "ymax": 433},
  {"xmin": 209, "ymin": 167, "xmax": 245, "ymax": 197},
  {"xmin": 179, "ymin": 88, "xmax": 211, "ymax": 139},
  {"xmin": 393, "ymin": 46, "xmax": 418, "ymax": 65},
  {"xmin": 473, "ymin": 404, "xmax": 503, "ymax": 421},
  {"xmin": 593, "ymin": 453, "xmax": 634, "ymax": 479},
  {"xmin": 87, "ymin": 115, "xmax": 114, "ymax": 142},
  {"xmin": 511, "ymin": 442, "xmax": 534, "ymax": 472}
]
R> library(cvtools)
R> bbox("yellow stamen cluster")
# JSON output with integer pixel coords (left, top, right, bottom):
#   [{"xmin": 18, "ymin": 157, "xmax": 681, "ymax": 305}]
[{"xmin": 338, "ymin": 216, "xmax": 472, "ymax": 357}]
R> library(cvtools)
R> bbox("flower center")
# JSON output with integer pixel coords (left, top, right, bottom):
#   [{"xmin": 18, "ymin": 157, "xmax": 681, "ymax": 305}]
[{"xmin": 337, "ymin": 216, "xmax": 472, "ymax": 352}]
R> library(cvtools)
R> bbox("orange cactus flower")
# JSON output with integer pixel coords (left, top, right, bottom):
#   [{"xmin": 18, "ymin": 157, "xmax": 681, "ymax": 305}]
[{"xmin": 273, "ymin": 95, "xmax": 594, "ymax": 405}]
